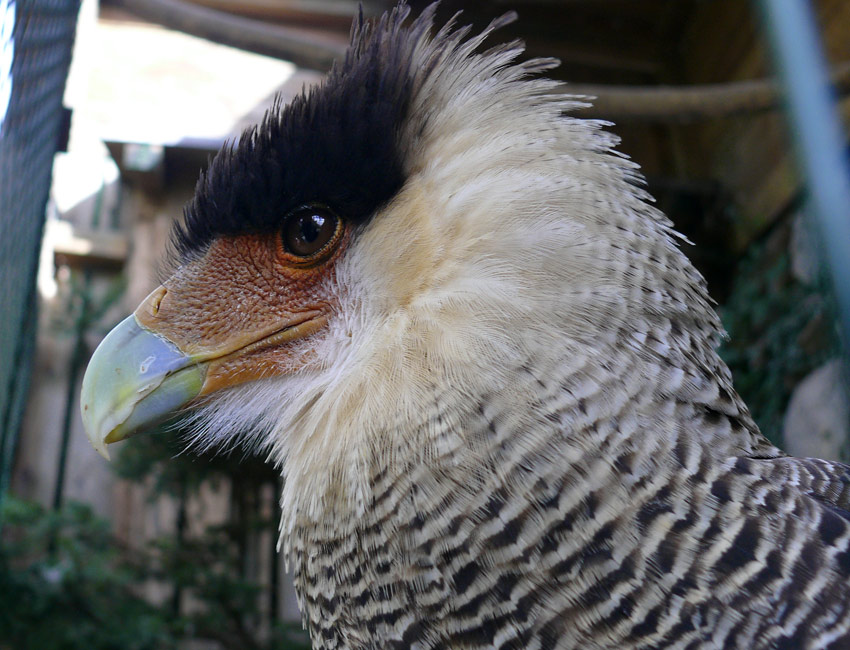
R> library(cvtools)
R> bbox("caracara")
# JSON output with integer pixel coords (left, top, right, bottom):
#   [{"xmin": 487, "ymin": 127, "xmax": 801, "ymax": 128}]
[{"xmin": 81, "ymin": 4, "xmax": 850, "ymax": 648}]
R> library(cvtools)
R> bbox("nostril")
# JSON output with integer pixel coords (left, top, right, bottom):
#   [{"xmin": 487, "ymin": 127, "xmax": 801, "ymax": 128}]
[{"xmin": 150, "ymin": 287, "xmax": 167, "ymax": 315}]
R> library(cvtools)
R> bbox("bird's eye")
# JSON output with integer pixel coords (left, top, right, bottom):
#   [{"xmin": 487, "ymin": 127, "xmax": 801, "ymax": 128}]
[{"xmin": 282, "ymin": 206, "xmax": 342, "ymax": 261}]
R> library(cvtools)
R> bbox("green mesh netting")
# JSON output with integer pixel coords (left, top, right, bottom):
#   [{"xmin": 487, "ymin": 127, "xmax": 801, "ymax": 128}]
[{"xmin": 0, "ymin": 0, "xmax": 80, "ymax": 510}]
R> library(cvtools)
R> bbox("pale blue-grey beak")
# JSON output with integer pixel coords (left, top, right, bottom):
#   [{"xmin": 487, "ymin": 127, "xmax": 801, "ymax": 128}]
[{"xmin": 80, "ymin": 315, "xmax": 205, "ymax": 459}]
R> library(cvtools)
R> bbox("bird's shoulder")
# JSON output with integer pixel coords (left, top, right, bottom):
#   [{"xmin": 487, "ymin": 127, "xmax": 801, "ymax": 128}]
[{"xmin": 724, "ymin": 453, "xmax": 850, "ymax": 512}]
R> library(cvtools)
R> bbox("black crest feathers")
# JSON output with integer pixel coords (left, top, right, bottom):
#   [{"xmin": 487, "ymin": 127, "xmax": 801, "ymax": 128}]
[{"xmin": 173, "ymin": 3, "xmax": 438, "ymax": 259}]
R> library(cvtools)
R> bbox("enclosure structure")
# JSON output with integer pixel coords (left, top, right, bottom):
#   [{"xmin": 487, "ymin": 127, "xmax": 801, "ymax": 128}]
[{"xmin": 0, "ymin": 0, "xmax": 80, "ymax": 515}]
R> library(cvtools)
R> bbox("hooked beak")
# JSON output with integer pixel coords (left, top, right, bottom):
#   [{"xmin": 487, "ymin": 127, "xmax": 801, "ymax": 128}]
[
  {"xmin": 80, "ymin": 315, "xmax": 204, "ymax": 460},
  {"xmin": 80, "ymin": 287, "xmax": 328, "ymax": 460}
]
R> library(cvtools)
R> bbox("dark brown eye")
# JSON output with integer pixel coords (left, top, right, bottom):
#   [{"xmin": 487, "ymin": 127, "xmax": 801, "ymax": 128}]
[{"xmin": 282, "ymin": 206, "xmax": 341, "ymax": 260}]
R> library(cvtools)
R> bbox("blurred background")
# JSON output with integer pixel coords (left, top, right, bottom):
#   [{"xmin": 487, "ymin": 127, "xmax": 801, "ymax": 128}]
[{"xmin": 1, "ymin": 0, "xmax": 848, "ymax": 648}]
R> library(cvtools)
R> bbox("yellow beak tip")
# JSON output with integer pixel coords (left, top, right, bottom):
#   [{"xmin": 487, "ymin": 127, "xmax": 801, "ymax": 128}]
[{"xmin": 94, "ymin": 442, "xmax": 111, "ymax": 461}]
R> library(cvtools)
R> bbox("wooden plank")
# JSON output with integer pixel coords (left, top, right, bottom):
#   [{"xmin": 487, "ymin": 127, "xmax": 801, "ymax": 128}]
[
  {"xmin": 672, "ymin": 0, "xmax": 850, "ymax": 249},
  {"xmin": 50, "ymin": 221, "xmax": 129, "ymax": 270},
  {"xmin": 181, "ymin": 0, "xmax": 381, "ymax": 30}
]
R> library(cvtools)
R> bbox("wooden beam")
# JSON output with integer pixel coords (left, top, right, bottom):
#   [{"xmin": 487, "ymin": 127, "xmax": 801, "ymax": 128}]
[
  {"xmin": 568, "ymin": 61, "xmax": 850, "ymax": 122},
  {"xmin": 107, "ymin": 0, "xmax": 347, "ymax": 71}
]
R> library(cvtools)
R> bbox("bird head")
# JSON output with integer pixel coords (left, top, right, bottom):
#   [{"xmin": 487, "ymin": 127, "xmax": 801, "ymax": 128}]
[{"xmin": 81, "ymin": 4, "xmax": 728, "ymax": 529}]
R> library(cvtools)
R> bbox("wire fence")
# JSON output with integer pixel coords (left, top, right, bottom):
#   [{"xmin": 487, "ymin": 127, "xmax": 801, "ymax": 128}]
[{"xmin": 0, "ymin": 0, "xmax": 80, "ymax": 519}]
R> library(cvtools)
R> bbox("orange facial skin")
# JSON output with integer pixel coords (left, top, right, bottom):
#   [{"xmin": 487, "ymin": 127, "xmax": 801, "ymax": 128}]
[{"xmin": 135, "ymin": 225, "xmax": 351, "ymax": 398}]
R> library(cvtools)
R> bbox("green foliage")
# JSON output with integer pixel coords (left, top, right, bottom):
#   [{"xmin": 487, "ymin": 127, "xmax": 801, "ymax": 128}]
[
  {"xmin": 147, "ymin": 529, "xmax": 308, "ymax": 650},
  {"xmin": 116, "ymin": 429, "xmax": 308, "ymax": 650},
  {"xmin": 0, "ymin": 493, "xmax": 311, "ymax": 649},
  {"xmin": 113, "ymin": 426, "xmax": 277, "ymax": 499},
  {"xmin": 0, "ymin": 496, "xmax": 175, "ymax": 650},
  {"xmin": 719, "ymin": 242, "xmax": 841, "ymax": 446},
  {"xmin": 1, "ymin": 428, "xmax": 309, "ymax": 650}
]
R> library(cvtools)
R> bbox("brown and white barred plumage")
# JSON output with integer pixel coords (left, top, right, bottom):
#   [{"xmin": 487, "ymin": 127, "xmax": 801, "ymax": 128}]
[{"xmin": 188, "ymin": 5, "xmax": 850, "ymax": 648}]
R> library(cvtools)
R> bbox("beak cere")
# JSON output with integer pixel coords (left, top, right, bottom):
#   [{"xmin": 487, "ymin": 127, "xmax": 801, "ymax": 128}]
[{"xmin": 80, "ymin": 233, "xmax": 340, "ymax": 459}]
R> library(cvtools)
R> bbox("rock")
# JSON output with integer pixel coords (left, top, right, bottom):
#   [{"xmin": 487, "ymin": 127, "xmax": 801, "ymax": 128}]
[{"xmin": 783, "ymin": 359, "xmax": 850, "ymax": 461}]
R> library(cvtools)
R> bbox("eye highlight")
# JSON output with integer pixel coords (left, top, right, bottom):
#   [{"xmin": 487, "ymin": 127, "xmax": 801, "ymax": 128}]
[{"xmin": 281, "ymin": 205, "xmax": 342, "ymax": 262}]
